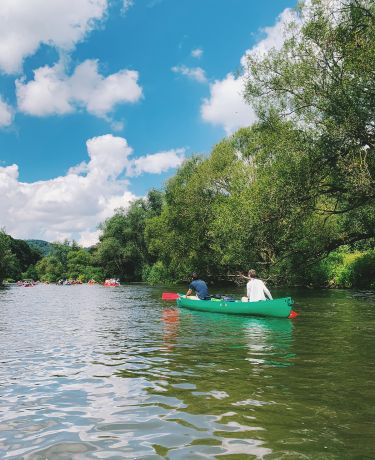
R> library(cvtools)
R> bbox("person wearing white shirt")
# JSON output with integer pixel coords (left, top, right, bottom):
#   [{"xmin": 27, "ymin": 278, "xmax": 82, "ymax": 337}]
[{"xmin": 246, "ymin": 269, "xmax": 273, "ymax": 302}]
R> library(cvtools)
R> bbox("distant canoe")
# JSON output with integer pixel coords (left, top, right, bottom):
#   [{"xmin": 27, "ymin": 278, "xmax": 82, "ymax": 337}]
[
  {"xmin": 104, "ymin": 279, "xmax": 120, "ymax": 287},
  {"xmin": 18, "ymin": 279, "xmax": 36, "ymax": 287},
  {"xmin": 176, "ymin": 295, "xmax": 295, "ymax": 318}
]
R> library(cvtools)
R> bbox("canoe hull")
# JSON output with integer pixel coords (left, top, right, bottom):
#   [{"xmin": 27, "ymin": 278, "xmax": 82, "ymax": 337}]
[{"xmin": 176, "ymin": 296, "xmax": 293, "ymax": 318}]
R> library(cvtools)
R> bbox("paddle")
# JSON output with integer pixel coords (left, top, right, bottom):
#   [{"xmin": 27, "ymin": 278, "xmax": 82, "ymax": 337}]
[
  {"xmin": 288, "ymin": 310, "xmax": 298, "ymax": 319},
  {"xmin": 162, "ymin": 292, "xmax": 180, "ymax": 300}
]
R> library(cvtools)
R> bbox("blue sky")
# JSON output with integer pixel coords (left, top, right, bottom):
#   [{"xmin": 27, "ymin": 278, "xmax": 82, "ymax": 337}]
[{"xmin": 0, "ymin": 0, "xmax": 296, "ymax": 245}]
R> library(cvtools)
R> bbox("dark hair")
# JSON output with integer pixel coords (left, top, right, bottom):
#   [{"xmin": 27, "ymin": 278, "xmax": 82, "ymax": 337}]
[
  {"xmin": 248, "ymin": 269, "xmax": 256, "ymax": 278},
  {"xmin": 191, "ymin": 272, "xmax": 198, "ymax": 280}
]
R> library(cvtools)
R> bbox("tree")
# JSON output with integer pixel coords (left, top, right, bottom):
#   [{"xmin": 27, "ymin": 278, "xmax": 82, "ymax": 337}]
[
  {"xmin": 35, "ymin": 256, "xmax": 65, "ymax": 282},
  {"xmin": 66, "ymin": 249, "xmax": 104, "ymax": 282},
  {"xmin": 145, "ymin": 156, "xmax": 218, "ymax": 282},
  {"xmin": 240, "ymin": 0, "xmax": 375, "ymax": 276},
  {"xmin": 95, "ymin": 190, "xmax": 165, "ymax": 280},
  {"xmin": 95, "ymin": 236, "xmax": 125, "ymax": 278},
  {"xmin": 8, "ymin": 238, "xmax": 41, "ymax": 279},
  {"xmin": 50, "ymin": 240, "xmax": 76, "ymax": 268},
  {"xmin": 0, "ymin": 231, "xmax": 18, "ymax": 283}
]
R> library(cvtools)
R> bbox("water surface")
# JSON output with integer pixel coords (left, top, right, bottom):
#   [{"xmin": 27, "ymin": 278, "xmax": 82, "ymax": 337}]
[{"xmin": 0, "ymin": 284, "xmax": 374, "ymax": 458}]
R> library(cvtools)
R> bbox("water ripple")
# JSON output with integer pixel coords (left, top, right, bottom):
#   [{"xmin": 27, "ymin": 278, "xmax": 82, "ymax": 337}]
[{"xmin": 0, "ymin": 284, "xmax": 374, "ymax": 458}]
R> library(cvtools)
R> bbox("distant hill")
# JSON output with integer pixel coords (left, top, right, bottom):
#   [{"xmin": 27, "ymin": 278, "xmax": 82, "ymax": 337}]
[{"xmin": 26, "ymin": 239, "xmax": 53, "ymax": 257}]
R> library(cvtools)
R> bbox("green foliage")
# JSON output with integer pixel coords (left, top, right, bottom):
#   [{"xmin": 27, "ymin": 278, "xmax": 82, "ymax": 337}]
[
  {"xmin": 50, "ymin": 240, "xmax": 75, "ymax": 267},
  {"xmin": 243, "ymin": 0, "xmax": 375, "ymax": 257},
  {"xmin": 66, "ymin": 249, "xmax": 104, "ymax": 282},
  {"xmin": 21, "ymin": 265, "xmax": 38, "ymax": 281},
  {"xmin": 0, "ymin": 232, "xmax": 41, "ymax": 282},
  {"xmin": 35, "ymin": 256, "xmax": 64, "ymax": 282},
  {"xmin": 77, "ymin": 266, "xmax": 105, "ymax": 283},
  {"xmin": 26, "ymin": 239, "xmax": 53, "ymax": 257},
  {"xmin": 8, "ymin": 238, "xmax": 41, "ymax": 279},
  {"xmin": 202, "ymin": 0, "xmax": 374, "ymax": 284},
  {"xmin": 95, "ymin": 236, "xmax": 125, "ymax": 277},
  {"xmin": 67, "ymin": 249, "xmax": 92, "ymax": 279},
  {"xmin": 95, "ymin": 190, "xmax": 164, "ymax": 280},
  {"xmin": 305, "ymin": 248, "xmax": 375, "ymax": 288},
  {"xmin": 31, "ymin": 240, "xmax": 102, "ymax": 282},
  {"xmin": 143, "ymin": 261, "xmax": 173, "ymax": 285},
  {"xmin": 345, "ymin": 251, "xmax": 375, "ymax": 289},
  {"xmin": 143, "ymin": 0, "xmax": 375, "ymax": 286},
  {"xmin": 0, "ymin": 231, "xmax": 18, "ymax": 284},
  {"xmin": 145, "ymin": 157, "xmax": 208, "ymax": 280}
]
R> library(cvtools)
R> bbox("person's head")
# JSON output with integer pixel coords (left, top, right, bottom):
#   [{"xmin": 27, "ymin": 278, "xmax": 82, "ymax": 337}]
[
  {"xmin": 248, "ymin": 269, "xmax": 257, "ymax": 279},
  {"xmin": 191, "ymin": 272, "xmax": 198, "ymax": 280}
]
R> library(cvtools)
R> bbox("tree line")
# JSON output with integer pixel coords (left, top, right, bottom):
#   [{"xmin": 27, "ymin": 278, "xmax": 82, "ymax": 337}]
[{"xmin": 1, "ymin": 0, "xmax": 374, "ymax": 288}]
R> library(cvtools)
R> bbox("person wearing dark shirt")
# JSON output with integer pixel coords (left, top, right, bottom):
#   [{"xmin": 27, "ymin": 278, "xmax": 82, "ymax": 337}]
[{"xmin": 186, "ymin": 273, "xmax": 210, "ymax": 300}]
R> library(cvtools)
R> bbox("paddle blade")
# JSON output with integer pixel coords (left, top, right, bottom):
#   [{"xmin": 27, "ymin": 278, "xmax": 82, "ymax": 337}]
[
  {"xmin": 288, "ymin": 310, "xmax": 298, "ymax": 319},
  {"xmin": 162, "ymin": 292, "xmax": 180, "ymax": 300}
]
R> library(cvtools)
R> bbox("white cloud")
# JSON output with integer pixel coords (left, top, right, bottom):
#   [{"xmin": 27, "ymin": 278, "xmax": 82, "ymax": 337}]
[
  {"xmin": 201, "ymin": 74, "xmax": 256, "ymax": 135},
  {"xmin": 0, "ymin": 0, "xmax": 108, "ymax": 74},
  {"xmin": 128, "ymin": 148, "xmax": 186, "ymax": 176},
  {"xmin": 201, "ymin": 8, "xmax": 297, "ymax": 134},
  {"xmin": 77, "ymin": 230, "xmax": 101, "ymax": 247},
  {"xmin": 191, "ymin": 48, "xmax": 203, "ymax": 59},
  {"xmin": 0, "ymin": 96, "xmax": 13, "ymax": 127},
  {"xmin": 16, "ymin": 59, "xmax": 143, "ymax": 118},
  {"xmin": 172, "ymin": 65, "xmax": 207, "ymax": 83},
  {"xmin": 67, "ymin": 161, "xmax": 88, "ymax": 176},
  {"xmin": 0, "ymin": 135, "xmax": 185, "ymax": 245},
  {"xmin": 242, "ymin": 8, "xmax": 297, "ymax": 63}
]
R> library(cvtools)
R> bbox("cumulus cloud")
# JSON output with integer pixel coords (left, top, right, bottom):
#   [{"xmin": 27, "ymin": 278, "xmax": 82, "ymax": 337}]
[
  {"xmin": 127, "ymin": 148, "xmax": 186, "ymax": 176},
  {"xmin": 0, "ymin": 135, "xmax": 185, "ymax": 245},
  {"xmin": 0, "ymin": 0, "xmax": 108, "ymax": 74},
  {"xmin": 172, "ymin": 65, "xmax": 207, "ymax": 83},
  {"xmin": 201, "ymin": 8, "xmax": 297, "ymax": 134},
  {"xmin": 201, "ymin": 74, "xmax": 256, "ymax": 135},
  {"xmin": 77, "ymin": 230, "xmax": 101, "ymax": 247},
  {"xmin": 191, "ymin": 48, "xmax": 203, "ymax": 59},
  {"xmin": 242, "ymin": 8, "xmax": 297, "ymax": 62},
  {"xmin": 16, "ymin": 59, "xmax": 142, "ymax": 118},
  {"xmin": 0, "ymin": 96, "xmax": 13, "ymax": 127}
]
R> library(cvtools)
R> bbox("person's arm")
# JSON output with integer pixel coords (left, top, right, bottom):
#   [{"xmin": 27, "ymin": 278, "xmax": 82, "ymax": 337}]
[
  {"xmin": 263, "ymin": 284, "xmax": 273, "ymax": 300},
  {"xmin": 246, "ymin": 281, "xmax": 251, "ymax": 300},
  {"xmin": 186, "ymin": 280, "xmax": 196, "ymax": 297}
]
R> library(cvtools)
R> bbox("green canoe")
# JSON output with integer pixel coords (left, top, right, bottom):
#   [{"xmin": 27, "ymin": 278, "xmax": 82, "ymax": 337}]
[{"xmin": 176, "ymin": 295, "xmax": 294, "ymax": 318}]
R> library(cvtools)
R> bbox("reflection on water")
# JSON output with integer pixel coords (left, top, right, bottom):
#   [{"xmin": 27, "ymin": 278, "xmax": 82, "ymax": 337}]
[
  {"xmin": 161, "ymin": 308, "xmax": 180, "ymax": 352},
  {"xmin": 0, "ymin": 284, "xmax": 374, "ymax": 458}
]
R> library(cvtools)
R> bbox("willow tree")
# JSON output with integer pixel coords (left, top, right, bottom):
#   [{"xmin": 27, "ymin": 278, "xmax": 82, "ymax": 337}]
[{"xmin": 242, "ymin": 0, "xmax": 375, "ymax": 271}]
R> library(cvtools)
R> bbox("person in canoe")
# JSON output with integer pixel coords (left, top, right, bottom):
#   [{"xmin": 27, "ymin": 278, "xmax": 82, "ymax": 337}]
[
  {"xmin": 244, "ymin": 269, "xmax": 273, "ymax": 302},
  {"xmin": 185, "ymin": 272, "xmax": 210, "ymax": 300}
]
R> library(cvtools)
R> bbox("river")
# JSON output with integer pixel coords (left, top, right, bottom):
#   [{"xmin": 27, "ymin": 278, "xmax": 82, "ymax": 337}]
[{"xmin": 0, "ymin": 284, "xmax": 374, "ymax": 459}]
